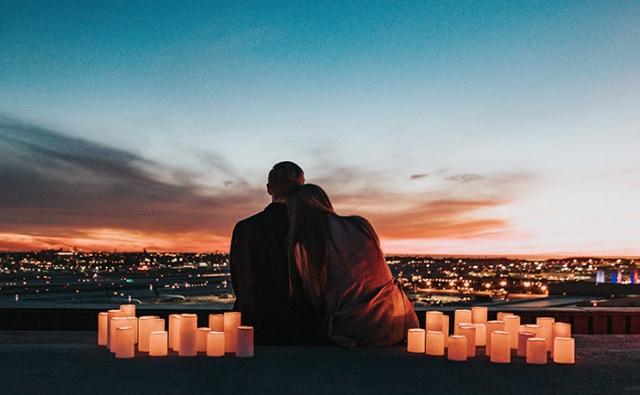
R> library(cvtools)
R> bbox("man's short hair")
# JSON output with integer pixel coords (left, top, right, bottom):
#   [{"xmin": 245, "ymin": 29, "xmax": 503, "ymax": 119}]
[{"xmin": 268, "ymin": 161, "xmax": 304, "ymax": 200}]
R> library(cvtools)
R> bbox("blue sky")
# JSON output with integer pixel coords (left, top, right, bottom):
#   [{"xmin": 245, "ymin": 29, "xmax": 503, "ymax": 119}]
[{"xmin": 1, "ymin": 1, "xmax": 639, "ymax": 256}]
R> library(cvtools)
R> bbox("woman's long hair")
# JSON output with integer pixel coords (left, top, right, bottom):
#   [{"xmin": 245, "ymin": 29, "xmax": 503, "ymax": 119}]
[{"xmin": 287, "ymin": 184, "xmax": 336, "ymax": 305}]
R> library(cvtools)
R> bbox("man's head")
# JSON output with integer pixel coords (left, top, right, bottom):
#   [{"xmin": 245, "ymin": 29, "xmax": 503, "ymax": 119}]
[{"xmin": 267, "ymin": 161, "xmax": 304, "ymax": 202}]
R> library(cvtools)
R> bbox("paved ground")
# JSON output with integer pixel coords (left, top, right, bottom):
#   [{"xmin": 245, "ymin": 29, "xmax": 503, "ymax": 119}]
[{"xmin": 1, "ymin": 331, "xmax": 640, "ymax": 394}]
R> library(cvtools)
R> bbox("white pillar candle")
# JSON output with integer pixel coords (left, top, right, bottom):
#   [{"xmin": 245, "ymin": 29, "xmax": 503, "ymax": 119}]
[
  {"xmin": 447, "ymin": 335, "xmax": 467, "ymax": 361},
  {"xmin": 454, "ymin": 310, "xmax": 472, "ymax": 334},
  {"xmin": 457, "ymin": 324, "xmax": 476, "ymax": 357},
  {"xmin": 120, "ymin": 304, "xmax": 136, "ymax": 317},
  {"xmin": 526, "ymin": 338, "xmax": 548, "ymax": 364},
  {"xmin": 553, "ymin": 337, "xmax": 575, "ymax": 364},
  {"xmin": 425, "ymin": 311, "xmax": 443, "ymax": 332},
  {"xmin": 490, "ymin": 331, "xmax": 511, "ymax": 363},
  {"xmin": 115, "ymin": 326, "xmax": 135, "ymax": 359},
  {"xmin": 551, "ymin": 322, "xmax": 571, "ymax": 357},
  {"xmin": 536, "ymin": 317, "xmax": 555, "ymax": 351},
  {"xmin": 106, "ymin": 309, "xmax": 126, "ymax": 350},
  {"xmin": 224, "ymin": 311, "xmax": 242, "ymax": 353},
  {"xmin": 443, "ymin": 315, "xmax": 450, "ymax": 347},
  {"xmin": 149, "ymin": 331, "xmax": 168, "ymax": 357},
  {"xmin": 524, "ymin": 324, "xmax": 542, "ymax": 338},
  {"xmin": 236, "ymin": 326, "xmax": 254, "ymax": 357},
  {"xmin": 496, "ymin": 312, "xmax": 512, "ymax": 321},
  {"xmin": 503, "ymin": 315, "xmax": 521, "ymax": 349},
  {"xmin": 153, "ymin": 318, "xmax": 165, "ymax": 332},
  {"xmin": 407, "ymin": 328, "xmax": 426, "ymax": 353},
  {"xmin": 179, "ymin": 314, "xmax": 198, "ymax": 357},
  {"xmin": 110, "ymin": 317, "xmax": 129, "ymax": 354},
  {"xmin": 207, "ymin": 331, "xmax": 225, "ymax": 357},
  {"xmin": 471, "ymin": 306, "xmax": 488, "ymax": 324},
  {"xmin": 517, "ymin": 331, "xmax": 536, "ymax": 357},
  {"xmin": 98, "ymin": 312, "xmax": 108, "ymax": 346},
  {"xmin": 197, "ymin": 327, "xmax": 212, "ymax": 353},
  {"xmin": 138, "ymin": 316, "xmax": 159, "ymax": 352},
  {"xmin": 485, "ymin": 320, "xmax": 504, "ymax": 356},
  {"xmin": 425, "ymin": 331, "xmax": 445, "ymax": 356},
  {"xmin": 169, "ymin": 314, "xmax": 181, "ymax": 351},
  {"xmin": 474, "ymin": 324, "xmax": 486, "ymax": 346},
  {"xmin": 126, "ymin": 316, "xmax": 138, "ymax": 344},
  {"xmin": 209, "ymin": 314, "xmax": 225, "ymax": 332}
]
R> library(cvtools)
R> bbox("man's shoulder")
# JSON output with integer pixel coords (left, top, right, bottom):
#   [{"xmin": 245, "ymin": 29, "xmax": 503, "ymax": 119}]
[{"xmin": 234, "ymin": 203, "xmax": 287, "ymax": 231}]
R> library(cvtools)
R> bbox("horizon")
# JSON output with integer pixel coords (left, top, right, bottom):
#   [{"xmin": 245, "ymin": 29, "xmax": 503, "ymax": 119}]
[{"xmin": 1, "ymin": 2, "xmax": 639, "ymax": 256}]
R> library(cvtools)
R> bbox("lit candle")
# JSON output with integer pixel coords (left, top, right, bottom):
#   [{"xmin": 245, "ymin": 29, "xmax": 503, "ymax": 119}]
[
  {"xmin": 454, "ymin": 310, "xmax": 472, "ymax": 334},
  {"xmin": 115, "ymin": 326, "xmax": 135, "ymax": 359},
  {"xmin": 496, "ymin": 312, "xmax": 512, "ymax": 321},
  {"xmin": 526, "ymin": 338, "xmax": 547, "ymax": 364},
  {"xmin": 407, "ymin": 328, "xmax": 426, "ymax": 353},
  {"xmin": 425, "ymin": 331, "xmax": 445, "ymax": 356},
  {"xmin": 457, "ymin": 324, "xmax": 476, "ymax": 357},
  {"xmin": 447, "ymin": 335, "xmax": 467, "ymax": 361},
  {"xmin": 517, "ymin": 331, "xmax": 536, "ymax": 357},
  {"xmin": 536, "ymin": 317, "xmax": 555, "ymax": 351},
  {"xmin": 236, "ymin": 326, "xmax": 254, "ymax": 357},
  {"xmin": 98, "ymin": 312, "xmax": 108, "ymax": 346},
  {"xmin": 503, "ymin": 315, "xmax": 521, "ymax": 349},
  {"xmin": 197, "ymin": 327, "xmax": 212, "ymax": 353},
  {"xmin": 179, "ymin": 314, "xmax": 198, "ymax": 357},
  {"xmin": 138, "ymin": 316, "xmax": 159, "ymax": 352},
  {"xmin": 553, "ymin": 337, "xmax": 575, "ymax": 364},
  {"xmin": 149, "ymin": 331, "xmax": 168, "ymax": 357},
  {"xmin": 551, "ymin": 322, "xmax": 571, "ymax": 357},
  {"xmin": 485, "ymin": 320, "xmax": 504, "ymax": 356},
  {"xmin": 126, "ymin": 316, "xmax": 138, "ymax": 344},
  {"xmin": 106, "ymin": 309, "xmax": 126, "ymax": 351},
  {"xmin": 110, "ymin": 317, "xmax": 129, "ymax": 354},
  {"xmin": 153, "ymin": 318, "xmax": 165, "ymax": 332},
  {"xmin": 490, "ymin": 331, "xmax": 511, "ymax": 363},
  {"xmin": 524, "ymin": 324, "xmax": 542, "ymax": 338},
  {"xmin": 471, "ymin": 306, "xmax": 488, "ymax": 324},
  {"xmin": 120, "ymin": 304, "xmax": 136, "ymax": 317},
  {"xmin": 207, "ymin": 331, "xmax": 225, "ymax": 357},
  {"xmin": 209, "ymin": 314, "xmax": 224, "ymax": 332},
  {"xmin": 169, "ymin": 314, "xmax": 181, "ymax": 351},
  {"xmin": 425, "ymin": 311, "xmax": 443, "ymax": 332},
  {"xmin": 443, "ymin": 315, "xmax": 450, "ymax": 347},
  {"xmin": 474, "ymin": 324, "xmax": 486, "ymax": 346},
  {"xmin": 224, "ymin": 311, "xmax": 242, "ymax": 353}
]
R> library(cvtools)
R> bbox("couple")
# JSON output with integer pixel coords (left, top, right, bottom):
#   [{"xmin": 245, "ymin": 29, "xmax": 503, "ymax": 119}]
[{"xmin": 230, "ymin": 161, "xmax": 418, "ymax": 348}]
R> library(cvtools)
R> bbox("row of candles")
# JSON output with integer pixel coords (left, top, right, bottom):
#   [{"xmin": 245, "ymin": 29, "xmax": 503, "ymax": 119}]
[
  {"xmin": 98, "ymin": 305, "xmax": 254, "ymax": 359},
  {"xmin": 407, "ymin": 307, "xmax": 575, "ymax": 364}
]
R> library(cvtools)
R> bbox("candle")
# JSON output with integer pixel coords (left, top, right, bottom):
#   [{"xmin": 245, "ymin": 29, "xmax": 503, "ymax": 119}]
[
  {"xmin": 552, "ymin": 322, "xmax": 571, "ymax": 357},
  {"xmin": 447, "ymin": 335, "xmax": 467, "ymax": 361},
  {"xmin": 485, "ymin": 320, "xmax": 504, "ymax": 356},
  {"xmin": 126, "ymin": 317, "xmax": 138, "ymax": 344},
  {"xmin": 138, "ymin": 316, "xmax": 159, "ymax": 352},
  {"xmin": 106, "ymin": 309, "xmax": 126, "ymax": 350},
  {"xmin": 407, "ymin": 328, "xmax": 426, "ymax": 353},
  {"xmin": 169, "ymin": 314, "xmax": 181, "ymax": 351},
  {"xmin": 443, "ymin": 315, "xmax": 450, "ymax": 347},
  {"xmin": 425, "ymin": 331, "xmax": 445, "ymax": 356},
  {"xmin": 236, "ymin": 326, "xmax": 254, "ymax": 357},
  {"xmin": 524, "ymin": 324, "xmax": 542, "ymax": 338},
  {"xmin": 115, "ymin": 326, "xmax": 135, "ymax": 359},
  {"xmin": 474, "ymin": 324, "xmax": 486, "ymax": 346},
  {"xmin": 149, "ymin": 331, "xmax": 168, "ymax": 357},
  {"xmin": 458, "ymin": 324, "xmax": 476, "ymax": 357},
  {"xmin": 98, "ymin": 312, "xmax": 108, "ymax": 346},
  {"xmin": 490, "ymin": 331, "xmax": 511, "ymax": 363},
  {"xmin": 109, "ymin": 317, "xmax": 129, "ymax": 354},
  {"xmin": 120, "ymin": 304, "xmax": 136, "ymax": 317},
  {"xmin": 179, "ymin": 314, "xmax": 198, "ymax": 357},
  {"xmin": 153, "ymin": 318, "xmax": 165, "ymax": 332},
  {"xmin": 454, "ymin": 310, "xmax": 472, "ymax": 334},
  {"xmin": 553, "ymin": 337, "xmax": 575, "ymax": 364},
  {"xmin": 425, "ymin": 311, "xmax": 443, "ymax": 332},
  {"xmin": 207, "ymin": 331, "xmax": 225, "ymax": 357},
  {"xmin": 471, "ymin": 306, "xmax": 488, "ymax": 324},
  {"xmin": 209, "ymin": 314, "xmax": 225, "ymax": 332},
  {"xmin": 517, "ymin": 331, "xmax": 536, "ymax": 357},
  {"xmin": 536, "ymin": 317, "xmax": 555, "ymax": 351},
  {"xmin": 526, "ymin": 338, "xmax": 547, "ymax": 364},
  {"xmin": 503, "ymin": 315, "xmax": 521, "ymax": 349},
  {"xmin": 224, "ymin": 312, "xmax": 242, "ymax": 353},
  {"xmin": 197, "ymin": 327, "xmax": 212, "ymax": 353},
  {"xmin": 496, "ymin": 312, "xmax": 512, "ymax": 321}
]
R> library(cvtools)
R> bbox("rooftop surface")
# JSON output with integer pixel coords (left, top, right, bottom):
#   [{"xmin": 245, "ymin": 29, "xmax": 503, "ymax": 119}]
[{"xmin": 1, "ymin": 331, "xmax": 639, "ymax": 394}]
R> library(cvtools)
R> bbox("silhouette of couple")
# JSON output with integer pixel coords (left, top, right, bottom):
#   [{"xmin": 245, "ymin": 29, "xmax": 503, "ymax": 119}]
[{"xmin": 230, "ymin": 161, "xmax": 418, "ymax": 347}]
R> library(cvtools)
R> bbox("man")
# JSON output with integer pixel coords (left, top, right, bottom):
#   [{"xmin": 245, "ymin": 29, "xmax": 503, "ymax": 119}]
[{"xmin": 229, "ymin": 161, "xmax": 316, "ymax": 344}]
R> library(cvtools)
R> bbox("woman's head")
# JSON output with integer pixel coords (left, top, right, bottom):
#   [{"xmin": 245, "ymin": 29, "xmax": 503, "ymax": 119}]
[{"xmin": 288, "ymin": 184, "xmax": 335, "ymax": 216}]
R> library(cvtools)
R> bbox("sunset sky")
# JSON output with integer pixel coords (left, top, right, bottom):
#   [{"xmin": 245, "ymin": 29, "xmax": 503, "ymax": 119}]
[{"xmin": 1, "ymin": 1, "xmax": 639, "ymax": 257}]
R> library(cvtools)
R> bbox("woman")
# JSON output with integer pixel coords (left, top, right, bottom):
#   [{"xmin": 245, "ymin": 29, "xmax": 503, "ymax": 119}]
[{"xmin": 287, "ymin": 184, "xmax": 419, "ymax": 348}]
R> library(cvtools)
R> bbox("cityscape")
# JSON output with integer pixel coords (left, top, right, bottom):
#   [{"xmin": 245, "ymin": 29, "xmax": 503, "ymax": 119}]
[{"xmin": 1, "ymin": 250, "xmax": 637, "ymax": 308}]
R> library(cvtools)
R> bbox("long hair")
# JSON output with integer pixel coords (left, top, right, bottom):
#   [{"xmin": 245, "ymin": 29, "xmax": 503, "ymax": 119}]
[{"xmin": 287, "ymin": 184, "xmax": 335, "ymax": 305}]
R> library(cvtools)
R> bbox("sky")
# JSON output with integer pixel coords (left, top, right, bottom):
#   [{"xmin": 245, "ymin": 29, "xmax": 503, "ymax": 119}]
[{"xmin": 1, "ymin": 1, "xmax": 639, "ymax": 257}]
